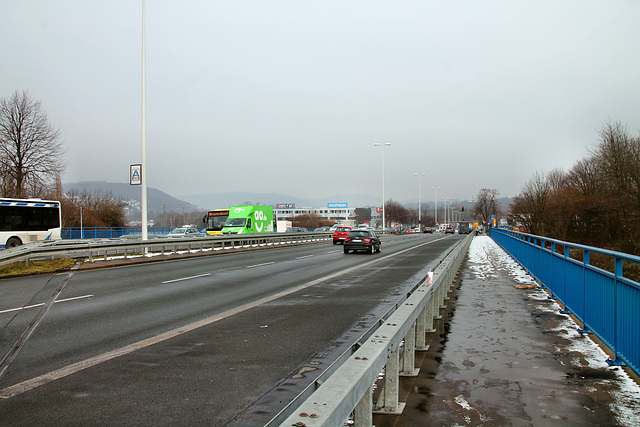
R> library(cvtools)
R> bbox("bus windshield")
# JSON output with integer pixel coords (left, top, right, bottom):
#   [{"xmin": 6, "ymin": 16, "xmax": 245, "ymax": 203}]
[{"xmin": 204, "ymin": 209, "xmax": 229, "ymax": 234}]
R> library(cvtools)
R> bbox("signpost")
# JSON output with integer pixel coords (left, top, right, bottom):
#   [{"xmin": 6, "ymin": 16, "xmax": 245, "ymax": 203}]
[{"xmin": 130, "ymin": 164, "xmax": 142, "ymax": 185}]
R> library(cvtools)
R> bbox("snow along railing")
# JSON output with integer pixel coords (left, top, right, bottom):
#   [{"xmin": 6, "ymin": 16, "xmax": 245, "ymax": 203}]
[
  {"xmin": 276, "ymin": 232, "xmax": 474, "ymax": 427},
  {"xmin": 489, "ymin": 228, "xmax": 640, "ymax": 378},
  {"xmin": 0, "ymin": 232, "xmax": 332, "ymax": 268}
]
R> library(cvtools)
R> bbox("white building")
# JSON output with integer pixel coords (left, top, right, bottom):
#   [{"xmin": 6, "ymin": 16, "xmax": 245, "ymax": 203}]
[{"xmin": 274, "ymin": 205, "xmax": 382, "ymax": 228}]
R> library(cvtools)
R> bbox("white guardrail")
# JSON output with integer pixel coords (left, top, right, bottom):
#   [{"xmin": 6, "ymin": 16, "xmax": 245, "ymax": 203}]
[
  {"xmin": 274, "ymin": 232, "xmax": 474, "ymax": 427},
  {"xmin": 0, "ymin": 232, "xmax": 333, "ymax": 268}
]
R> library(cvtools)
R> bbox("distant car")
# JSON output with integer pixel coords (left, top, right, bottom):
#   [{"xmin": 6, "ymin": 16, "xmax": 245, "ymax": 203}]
[
  {"xmin": 286, "ymin": 227, "xmax": 308, "ymax": 232},
  {"xmin": 332, "ymin": 226, "xmax": 352, "ymax": 244},
  {"xmin": 313, "ymin": 226, "xmax": 331, "ymax": 232},
  {"xmin": 423, "ymin": 227, "xmax": 434, "ymax": 234},
  {"xmin": 167, "ymin": 227, "xmax": 201, "ymax": 237},
  {"xmin": 445, "ymin": 225, "xmax": 455, "ymax": 234},
  {"xmin": 343, "ymin": 229, "xmax": 381, "ymax": 254}
]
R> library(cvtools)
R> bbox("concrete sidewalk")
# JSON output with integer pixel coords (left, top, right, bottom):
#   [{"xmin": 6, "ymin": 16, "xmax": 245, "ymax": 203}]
[{"xmin": 374, "ymin": 235, "xmax": 640, "ymax": 426}]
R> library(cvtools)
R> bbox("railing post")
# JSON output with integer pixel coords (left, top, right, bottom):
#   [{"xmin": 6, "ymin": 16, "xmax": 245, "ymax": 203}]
[
  {"xmin": 426, "ymin": 291, "xmax": 437, "ymax": 330},
  {"xmin": 579, "ymin": 250, "xmax": 591, "ymax": 334},
  {"xmin": 373, "ymin": 346, "xmax": 404, "ymax": 415},
  {"xmin": 607, "ymin": 258, "xmax": 625, "ymax": 367},
  {"xmin": 415, "ymin": 306, "xmax": 428, "ymax": 351},
  {"xmin": 400, "ymin": 323, "xmax": 419, "ymax": 377},
  {"xmin": 353, "ymin": 384, "xmax": 373, "ymax": 427}
]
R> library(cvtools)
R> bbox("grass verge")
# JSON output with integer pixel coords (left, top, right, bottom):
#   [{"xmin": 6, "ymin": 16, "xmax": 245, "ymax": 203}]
[{"xmin": 0, "ymin": 258, "xmax": 77, "ymax": 278}]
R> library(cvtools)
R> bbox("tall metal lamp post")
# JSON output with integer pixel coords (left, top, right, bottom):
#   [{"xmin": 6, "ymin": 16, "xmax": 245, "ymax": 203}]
[
  {"xmin": 442, "ymin": 196, "xmax": 449, "ymax": 225},
  {"xmin": 374, "ymin": 143, "xmax": 391, "ymax": 230},
  {"xmin": 432, "ymin": 186, "xmax": 440, "ymax": 227},
  {"xmin": 141, "ymin": 0, "xmax": 148, "ymax": 241},
  {"xmin": 415, "ymin": 172, "xmax": 425, "ymax": 229}
]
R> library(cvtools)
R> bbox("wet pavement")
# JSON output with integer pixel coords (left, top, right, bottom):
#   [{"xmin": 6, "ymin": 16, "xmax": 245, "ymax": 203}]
[{"xmin": 374, "ymin": 235, "xmax": 640, "ymax": 427}]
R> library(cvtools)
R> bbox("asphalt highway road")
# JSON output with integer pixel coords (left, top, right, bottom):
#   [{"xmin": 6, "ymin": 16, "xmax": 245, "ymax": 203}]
[{"xmin": 0, "ymin": 233, "xmax": 462, "ymax": 426}]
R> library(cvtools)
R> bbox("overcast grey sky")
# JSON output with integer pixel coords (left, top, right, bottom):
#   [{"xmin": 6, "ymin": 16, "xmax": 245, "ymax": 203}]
[{"xmin": 2, "ymin": 1, "xmax": 639, "ymax": 205}]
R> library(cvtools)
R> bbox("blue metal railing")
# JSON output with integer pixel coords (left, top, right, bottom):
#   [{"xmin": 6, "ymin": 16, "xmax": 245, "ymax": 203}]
[
  {"xmin": 489, "ymin": 228, "xmax": 640, "ymax": 377},
  {"xmin": 61, "ymin": 227, "xmax": 201, "ymax": 239}
]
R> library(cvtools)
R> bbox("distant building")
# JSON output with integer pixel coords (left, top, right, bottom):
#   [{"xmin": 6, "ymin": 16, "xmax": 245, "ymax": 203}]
[{"xmin": 274, "ymin": 205, "xmax": 381, "ymax": 227}]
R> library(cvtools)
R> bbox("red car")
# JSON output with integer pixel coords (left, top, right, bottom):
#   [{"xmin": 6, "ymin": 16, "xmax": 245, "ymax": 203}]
[{"xmin": 332, "ymin": 226, "xmax": 352, "ymax": 244}]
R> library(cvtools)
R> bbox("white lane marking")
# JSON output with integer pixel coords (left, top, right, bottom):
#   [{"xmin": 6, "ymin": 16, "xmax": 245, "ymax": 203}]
[
  {"xmin": 161, "ymin": 273, "xmax": 211, "ymax": 284},
  {"xmin": 295, "ymin": 255, "xmax": 314, "ymax": 260},
  {"xmin": 0, "ymin": 295, "xmax": 94, "ymax": 315},
  {"xmin": 246, "ymin": 262, "xmax": 275, "ymax": 268},
  {"xmin": 0, "ymin": 237, "xmax": 447, "ymax": 399}
]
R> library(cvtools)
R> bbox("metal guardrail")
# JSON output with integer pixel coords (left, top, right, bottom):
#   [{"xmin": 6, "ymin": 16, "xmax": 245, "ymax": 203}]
[
  {"xmin": 0, "ymin": 232, "xmax": 333, "ymax": 268},
  {"xmin": 489, "ymin": 228, "xmax": 640, "ymax": 378},
  {"xmin": 272, "ymin": 233, "xmax": 474, "ymax": 427}
]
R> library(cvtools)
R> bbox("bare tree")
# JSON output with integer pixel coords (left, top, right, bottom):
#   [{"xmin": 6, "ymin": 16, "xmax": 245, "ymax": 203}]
[
  {"xmin": 0, "ymin": 90, "xmax": 65, "ymax": 198},
  {"xmin": 291, "ymin": 213, "xmax": 332, "ymax": 229},
  {"xmin": 63, "ymin": 190, "xmax": 127, "ymax": 228},
  {"xmin": 510, "ymin": 172, "xmax": 555, "ymax": 235},
  {"xmin": 511, "ymin": 121, "xmax": 640, "ymax": 253},
  {"xmin": 474, "ymin": 188, "xmax": 499, "ymax": 226},
  {"xmin": 591, "ymin": 121, "xmax": 640, "ymax": 252}
]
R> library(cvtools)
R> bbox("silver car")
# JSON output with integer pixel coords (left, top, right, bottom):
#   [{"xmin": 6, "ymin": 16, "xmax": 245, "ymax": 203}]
[{"xmin": 167, "ymin": 227, "xmax": 201, "ymax": 237}]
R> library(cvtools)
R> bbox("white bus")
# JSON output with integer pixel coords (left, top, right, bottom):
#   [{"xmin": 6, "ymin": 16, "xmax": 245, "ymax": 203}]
[{"xmin": 0, "ymin": 198, "xmax": 62, "ymax": 249}]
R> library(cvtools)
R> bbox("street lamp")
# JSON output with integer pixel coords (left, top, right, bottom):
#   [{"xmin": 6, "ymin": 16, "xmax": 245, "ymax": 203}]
[
  {"xmin": 414, "ymin": 172, "xmax": 425, "ymax": 229},
  {"xmin": 374, "ymin": 143, "xmax": 391, "ymax": 230},
  {"xmin": 432, "ymin": 186, "xmax": 440, "ymax": 226},
  {"xmin": 442, "ymin": 196, "xmax": 449, "ymax": 225},
  {"xmin": 141, "ymin": 0, "xmax": 149, "ymax": 242}
]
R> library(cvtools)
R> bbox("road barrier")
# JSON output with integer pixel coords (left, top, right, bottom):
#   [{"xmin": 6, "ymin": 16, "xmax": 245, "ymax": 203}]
[
  {"xmin": 0, "ymin": 232, "xmax": 332, "ymax": 268},
  {"xmin": 273, "ymin": 233, "xmax": 474, "ymax": 427},
  {"xmin": 489, "ymin": 228, "xmax": 639, "ymax": 378}
]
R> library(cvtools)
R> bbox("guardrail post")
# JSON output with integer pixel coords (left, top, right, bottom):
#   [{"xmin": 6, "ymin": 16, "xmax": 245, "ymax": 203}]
[
  {"xmin": 400, "ymin": 323, "xmax": 419, "ymax": 377},
  {"xmin": 353, "ymin": 384, "xmax": 373, "ymax": 427},
  {"xmin": 438, "ymin": 275, "xmax": 447, "ymax": 309},
  {"xmin": 426, "ymin": 291, "xmax": 438, "ymax": 328},
  {"xmin": 373, "ymin": 347, "xmax": 405, "ymax": 415},
  {"xmin": 432, "ymin": 281, "xmax": 443, "ymax": 320},
  {"xmin": 415, "ymin": 306, "xmax": 428, "ymax": 351}
]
